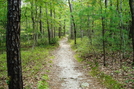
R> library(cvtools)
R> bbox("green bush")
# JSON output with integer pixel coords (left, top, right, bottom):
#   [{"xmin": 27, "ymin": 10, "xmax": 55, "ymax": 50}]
[
  {"xmin": 38, "ymin": 38, "xmax": 48, "ymax": 46},
  {"xmin": 50, "ymin": 37, "xmax": 59, "ymax": 45}
]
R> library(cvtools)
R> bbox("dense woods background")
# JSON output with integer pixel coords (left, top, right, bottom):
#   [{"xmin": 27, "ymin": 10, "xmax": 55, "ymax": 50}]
[{"xmin": 0, "ymin": 0, "xmax": 134, "ymax": 89}]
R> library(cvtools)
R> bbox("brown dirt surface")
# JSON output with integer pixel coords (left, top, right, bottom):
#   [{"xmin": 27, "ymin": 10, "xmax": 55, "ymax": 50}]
[{"xmin": 47, "ymin": 37, "xmax": 106, "ymax": 89}]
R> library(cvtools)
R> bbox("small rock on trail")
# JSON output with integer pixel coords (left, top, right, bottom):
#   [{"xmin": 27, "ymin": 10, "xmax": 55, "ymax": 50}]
[{"xmin": 48, "ymin": 37, "xmax": 105, "ymax": 89}]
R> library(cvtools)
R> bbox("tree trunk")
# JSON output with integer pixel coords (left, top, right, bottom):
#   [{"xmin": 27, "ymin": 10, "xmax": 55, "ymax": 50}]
[
  {"xmin": 30, "ymin": 0, "xmax": 37, "ymax": 48},
  {"xmin": 64, "ymin": 19, "xmax": 66, "ymax": 36},
  {"xmin": 70, "ymin": 22, "xmax": 74, "ymax": 39},
  {"xmin": 59, "ymin": 15, "xmax": 61, "ymax": 38},
  {"xmin": 129, "ymin": 0, "xmax": 134, "ymax": 65},
  {"xmin": 6, "ymin": 0, "xmax": 23, "ymax": 88},
  {"xmin": 39, "ymin": 6, "xmax": 43, "ymax": 37},
  {"xmin": 50, "ymin": 3, "xmax": 54, "ymax": 38},
  {"xmin": 68, "ymin": 0, "xmax": 76, "ymax": 44},
  {"xmin": 35, "ymin": 2, "xmax": 38, "ymax": 45},
  {"xmin": 53, "ymin": 9, "xmax": 56, "ymax": 38},
  {"xmin": 46, "ymin": 5, "xmax": 51, "ymax": 44},
  {"xmin": 100, "ymin": 0, "xmax": 106, "ymax": 66},
  {"xmin": 59, "ymin": 27, "xmax": 61, "ymax": 38},
  {"xmin": 87, "ymin": 15, "xmax": 91, "ymax": 38}
]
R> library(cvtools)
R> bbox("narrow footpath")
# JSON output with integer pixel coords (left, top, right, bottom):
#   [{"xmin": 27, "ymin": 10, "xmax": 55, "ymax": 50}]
[{"xmin": 48, "ymin": 37, "xmax": 105, "ymax": 89}]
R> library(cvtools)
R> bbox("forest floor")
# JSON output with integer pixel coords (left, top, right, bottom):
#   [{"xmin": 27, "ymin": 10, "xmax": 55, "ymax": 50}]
[
  {"xmin": 1, "ymin": 37, "xmax": 132, "ymax": 89},
  {"xmin": 47, "ymin": 37, "xmax": 106, "ymax": 89}
]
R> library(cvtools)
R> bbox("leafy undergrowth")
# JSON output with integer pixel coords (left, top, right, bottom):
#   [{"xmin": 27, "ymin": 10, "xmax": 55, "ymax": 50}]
[
  {"xmin": 0, "ymin": 44, "xmax": 58, "ymax": 89},
  {"xmin": 22, "ymin": 45, "xmax": 57, "ymax": 88},
  {"xmin": 75, "ymin": 53, "xmax": 124, "ymax": 89},
  {"xmin": 69, "ymin": 37, "xmax": 134, "ymax": 89},
  {"xmin": 37, "ymin": 74, "xmax": 49, "ymax": 89},
  {"xmin": 90, "ymin": 67, "xmax": 124, "ymax": 89}
]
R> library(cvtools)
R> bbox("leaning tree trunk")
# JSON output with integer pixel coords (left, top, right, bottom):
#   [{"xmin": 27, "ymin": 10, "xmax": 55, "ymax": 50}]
[
  {"xmin": 129, "ymin": 0, "xmax": 134, "ymax": 65},
  {"xmin": 6, "ymin": 0, "xmax": 23, "ymax": 89}
]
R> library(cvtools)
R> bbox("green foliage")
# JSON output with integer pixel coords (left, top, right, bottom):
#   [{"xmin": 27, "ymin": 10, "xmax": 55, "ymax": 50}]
[
  {"xmin": 0, "ymin": 43, "xmax": 57, "ymax": 88},
  {"xmin": 69, "ymin": 0, "xmax": 131, "ymax": 58},
  {"xmin": 125, "ymin": 79, "xmax": 134, "ymax": 84},
  {"xmin": 37, "ymin": 74, "xmax": 49, "ymax": 89},
  {"xmin": 74, "ymin": 54, "xmax": 84, "ymax": 62},
  {"xmin": 50, "ymin": 37, "xmax": 59, "ymax": 45},
  {"xmin": 0, "ymin": 54, "xmax": 7, "ymax": 79},
  {"xmin": 73, "ymin": 48, "xmax": 124, "ymax": 89},
  {"xmin": 1, "ymin": 0, "xmax": 133, "ymax": 88},
  {"xmin": 0, "ymin": 0, "xmax": 7, "ymax": 28},
  {"xmin": 38, "ymin": 38, "xmax": 49, "ymax": 46},
  {"xmin": 70, "ymin": 37, "xmax": 101, "ymax": 58},
  {"xmin": 0, "ymin": 0, "xmax": 7, "ymax": 52},
  {"xmin": 76, "ymin": 38, "xmax": 90, "ymax": 55},
  {"xmin": 90, "ymin": 69, "xmax": 124, "ymax": 89},
  {"xmin": 70, "ymin": 37, "xmax": 124, "ymax": 89}
]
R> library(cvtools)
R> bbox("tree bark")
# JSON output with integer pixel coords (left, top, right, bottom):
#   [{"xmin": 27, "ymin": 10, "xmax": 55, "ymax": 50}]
[
  {"xmin": 30, "ymin": 0, "xmax": 37, "ymax": 48},
  {"xmin": 100, "ymin": 0, "xmax": 106, "ymax": 66},
  {"xmin": 64, "ymin": 19, "xmax": 66, "ymax": 36},
  {"xmin": 53, "ymin": 8, "xmax": 56, "ymax": 38},
  {"xmin": 59, "ymin": 27, "xmax": 61, "ymax": 38},
  {"xmin": 39, "ymin": 6, "xmax": 43, "ymax": 35},
  {"xmin": 68, "ymin": 0, "xmax": 76, "ymax": 44},
  {"xmin": 6, "ymin": 0, "xmax": 23, "ymax": 88},
  {"xmin": 46, "ymin": 5, "xmax": 51, "ymax": 44},
  {"xmin": 59, "ymin": 16, "xmax": 61, "ymax": 38},
  {"xmin": 50, "ymin": 3, "xmax": 54, "ymax": 38},
  {"xmin": 129, "ymin": 0, "xmax": 134, "ymax": 65}
]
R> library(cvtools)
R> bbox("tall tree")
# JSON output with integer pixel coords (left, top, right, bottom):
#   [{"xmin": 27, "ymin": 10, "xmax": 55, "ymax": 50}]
[
  {"xmin": 30, "ymin": 0, "xmax": 37, "ymax": 48},
  {"xmin": 100, "ymin": 0, "xmax": 106, "ymax": 66},
  {"xmin": 46, "ymin": 3, "xmax": 51, "ymax": 44},
  {"xmin": 129, "ymin": 0, "xmax": 134, "ymax": 65},
  {"xmin": 39, "ymin": 6, "xmax": 43, "ymax": 36},
  {"xmin": 58, "ymin": 15, "xmax": 62, "ymax": 38},
  {"xmin": 68, "ymin": 0, "xmax": 77, "ymax": 44},
  {"xmin": 6, "ymin": 0, "xmax": 23, "ymax": 88},
  {"xmin": 64, "ymin": 19, "xmax": 66, "ymax": 36}
]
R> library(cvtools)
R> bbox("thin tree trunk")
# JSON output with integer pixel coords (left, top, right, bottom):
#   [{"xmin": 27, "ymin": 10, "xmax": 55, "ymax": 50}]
[
  {"xmin": 80, "ymin": 28, "xmax": 83, "ymax": 41},
  {"xmin": 35, "ymin": 2, "xmax": 38, "ymax": 45},
  {"xmin": 102, "ymin": 17, "xmax": 106, "ymax": 66},
  {"xmin": 64, "ymin": 19, "xmax": 66, "ymax": 36},
  {"xmin": 59, "ymin": 16, "xmax": 61, "ymax": 38},
  {"xmin": 129, "ymin": 0, "xmax": 134, "ymax": 65},
  {"xmin": 24, "ymin": 7, "xmax": 29, "ymax": 43},
  {"xmin": 70, "ymin": 22, "xmax": 74, "ymax": 39},
  {"xmin": 30, "ymin": 0, "xmax": 37, "ymax": 48},
  {"xmin": 53, "ymin": 9, "xmax": 56, "ymax": 38},
  {"xmin": 46, "ymin": 5, "xmax": 51, "ymax": 44},
  {"xmin": 6, "ymin": 0, "xmax": 23, "ymax": 88},
  {"xmin": 87, "ymin": 16, "xmax": 90, "ymax": 38},
  {"xmin": 100, "ymin": 0, "xmax": 106, "ymax": 66},
  {"xmin": 59, "ymin": 27, "xmax": 61, "ymax": 38},
  {"xmin": 39, "ymin": 6, "xmax": 43, "ymax": 37},
  {"xmin": 119, "ymin": 0, "xmax": 124, "ymax": 67},
  {"xmin": 68, "ymin": 0, "xmax": 76, "ymax": 44},
  {"xmin": 50, "ymin": 3, "xmax": 53, "ymax": 38}
]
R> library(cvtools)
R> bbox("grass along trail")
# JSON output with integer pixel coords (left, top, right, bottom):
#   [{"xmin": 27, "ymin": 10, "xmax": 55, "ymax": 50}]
[{"xmin": 48, "ymin": 37, "xmax": 105, "ymax": 89}]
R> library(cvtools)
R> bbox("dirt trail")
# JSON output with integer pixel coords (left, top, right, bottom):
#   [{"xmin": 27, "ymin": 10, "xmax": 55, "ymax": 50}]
[{"xmin": 48, "ymin": 37, "xmax": 105, "ymax": 89}]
